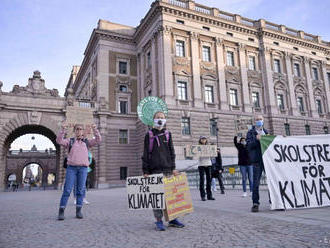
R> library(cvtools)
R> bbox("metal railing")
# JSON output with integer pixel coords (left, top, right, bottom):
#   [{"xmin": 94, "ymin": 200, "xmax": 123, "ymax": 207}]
[{"xmin": 184, "ymin": 165, "xmax": 267, "ymax": 189}]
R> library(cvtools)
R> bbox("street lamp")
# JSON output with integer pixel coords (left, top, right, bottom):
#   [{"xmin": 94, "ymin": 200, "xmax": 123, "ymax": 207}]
[{"xmin": 210, "ymin": 117, "xmax": 219, "ymax": 147}]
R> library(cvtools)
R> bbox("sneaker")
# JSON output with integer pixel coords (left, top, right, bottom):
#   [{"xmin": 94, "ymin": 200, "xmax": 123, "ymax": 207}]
[
  {"xmin": 83, "ymin": 199, "xmax": 89, "ymax": 205},
  {"xmin": 251, "ymin": 204, "xmax": 259, "ymax": 212},
  {"xmin": 212, "ymin": 187, "xmax": 217, "ymax": 192},
  {"xmin": 76, "ymin": 207, "xmax": 83, "ymax": 219},
  {"xmin": 155, "ymin": 221, "xmax": 166, "ymax": 231},
  {"xmin": 168, "ymin": 219, "xmax": 185, "ymax": 228},
  {"xmin": 242, "ymin": 192, "xmax": 248, "ymax": 197}
]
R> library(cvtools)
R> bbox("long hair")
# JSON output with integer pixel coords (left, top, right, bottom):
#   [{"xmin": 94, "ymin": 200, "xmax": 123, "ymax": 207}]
[{"xmin": 199, "ymin": 137, "xmax": 208, "ymax": 145}]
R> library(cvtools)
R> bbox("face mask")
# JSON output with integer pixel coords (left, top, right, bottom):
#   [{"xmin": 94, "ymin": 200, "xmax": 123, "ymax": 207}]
[
  {"xmin": 241, "ymin": 141, "xmax": 246, "ymax": 145},
  {"xmin": 255, "ymin": 120, "xmax": 263, "ymax": 127},
  {"xmin": 154, "ymin": 119, "xmax": 166, "ymax": 128}
]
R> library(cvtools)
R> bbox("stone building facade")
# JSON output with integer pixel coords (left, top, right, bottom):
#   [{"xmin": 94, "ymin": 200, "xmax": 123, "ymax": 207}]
[{"xmin": 68, "ymin": 0, "xmax": 330, "ymax": 186}]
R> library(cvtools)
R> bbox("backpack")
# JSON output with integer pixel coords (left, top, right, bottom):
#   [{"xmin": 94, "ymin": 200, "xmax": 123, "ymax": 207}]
[
  {"xmin": 63, "ymin": 138, "xmax": 89, "ymax": 168},
  {"xmin": 148, "ymin": 129, "xmax": 170, "ymax": 159}
]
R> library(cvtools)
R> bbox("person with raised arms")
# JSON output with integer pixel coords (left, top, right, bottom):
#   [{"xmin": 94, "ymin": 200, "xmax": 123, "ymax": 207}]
[{"xmin": 56, "ymin": 123, "xmax": 101, "ymax": 220}]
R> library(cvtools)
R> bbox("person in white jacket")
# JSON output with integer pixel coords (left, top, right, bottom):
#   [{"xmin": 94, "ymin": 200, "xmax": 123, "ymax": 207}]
[{"xmin": 198, "ymin": 136, "xmax": 215, "ymax": 201}]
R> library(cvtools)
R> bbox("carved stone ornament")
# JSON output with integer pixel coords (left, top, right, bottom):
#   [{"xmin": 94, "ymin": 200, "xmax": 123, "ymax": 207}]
[
  {"xmin": 272, "ymin": 72, "xmax": 287, "ymax": 83},
  {"xmin": 225, "ymin": 66, "xmax": 241, "ymax": 83},
  {"xmin": 0, "ymin": 81, "xmax": 2, "ymax": 92},
  {"xmin": 173, "ymin": 57, "xmax": 190, "ymax": 66},
  {"xmin": 10, "ymin": 71, "xmax": 59, "ymax": 97},
  {"xmin": 99, "ymin": 97, "xmax": 108, "ymax": 110},
  {"xmin": 293, "ymin": 76, "xmax": 306, "ymax": 86},
  {"xmin": 28, "ymin": 111, "xmax": 42, "ymax": 125},
  {"xmin": 66, "ymin": 88, "xmax": 75, "ymax": 106},
  {"xmin": 189, "ymin": 31, "xmax": 199, "ymax": 40},
  {"xmin": 201, "ymin": 63, "xmax": 216, "ymax": 71}
]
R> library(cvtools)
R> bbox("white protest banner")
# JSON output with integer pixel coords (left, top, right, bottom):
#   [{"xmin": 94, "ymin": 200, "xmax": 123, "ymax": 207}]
[
  {"xmin": 126, "ymin": 174, "xmax": 165, "ymax": 210},
  {"xmin": 261, "ymin": 135, "xmax": 330, "ymax": 210},
  {"xmin": 185, "ymin": 145, "xmax": 217, "ymax": 158},
  {"xmin": 65, "ymin": 106, "xmax": 94, "ymax": 138}
]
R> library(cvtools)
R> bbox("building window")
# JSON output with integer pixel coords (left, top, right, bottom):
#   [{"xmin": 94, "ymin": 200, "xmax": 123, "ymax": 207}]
[
  {"xmin": 181, "ymin": 117, "xmax": 191, "ymax": 135},
  {"xmin": 119, "ymin": 101, "xmax": 128, "ymax": 114},
  {"xmin": 119, "ymin": 61, "xmax": 127, "ymax": 74},
  {"xmin": 119, "ymin": 85, "xmax": 128, "ymax": 92},
  {"xmin": 312, "ymin": 67, "xmax": 319, "ymax": 80},
  {"xmin": 229, "ymin": 89, "xmax": 238, "ymax": 106},
  {"xmin": 202, "ymin": 26, "xmax": 210, "ymax": 31},
  {"xmin": 316, "ymin": 99, "xmax": 322, "ymax": 114},
  {"xmin": 176, "ymin": 19, "xmax": 184, "ymax": 24},
  {"xmin": 274, "ymin": 59, "xmax": 281, "ymax": 73},
  {"xmin": 204, "ymin": 85, "xmax": 214, "ymax": 103},
  {"xmin": 248, "ymin": 56, "xmax": 256, "ymax": 70},
  {"xmin": 293, "ymin": 63, "xmax": 301, "ymax": 77},
  {"xmin": 327, "ymin": 72, "xmax": 330, "ymax": 85},
  {"xmin": 252, "ymin": 92, "xmax": 260, "ymax": 108},
  {"xmin": 202, "ymin": 46, "xmax": 211, "ymax": 62},
  {"xmin": 297, "ymin": 97, "xmax": 304, "ymax": 112},
  {"xmin": 176, "ymin": 40, "xmax": 185, "ymax": 57},
  {"xmin": 226, "ymin": 51, "xmax": 234, "ymax": 66},
  {"xmin": 277, "ymin": 94, "xmax": 284, "ymax": 110},
  {"xmin": 210, "ymin": 119, "xmax": 217, "ymax": 136},
  {"xmin": 120, "ymin": 167, "xmax": 128, "ymax": 180},
  {"xmin": 147, "ymin": 52, "xmax": 151, "ymax": 67},
  {"xmin": 119, "ymin": 130, "xmax": 128, "ymax": 144},
  {"xmin": 284, "ymin": 123, "xmax": 290, "ymax": 136},
  {"xmin": 305, "ymin": 125, "xmax": 311, "ymax": 135},
  {"xmin": 177, "ymin": 81, "xmax": 187, "ymax": 100},
  {"xmin": 324, "ymin": 126, "xmax": 329, "ymax": 134}
]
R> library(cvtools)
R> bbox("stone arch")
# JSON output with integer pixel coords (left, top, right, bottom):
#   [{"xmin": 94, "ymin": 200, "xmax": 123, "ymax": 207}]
[
  {"xmin": 274, "ymin": 81, "xmax": 287, "ymax": 91},
  {"xmin": 0, "ymin": 112, "xmax": 65, "ymax": 189}
]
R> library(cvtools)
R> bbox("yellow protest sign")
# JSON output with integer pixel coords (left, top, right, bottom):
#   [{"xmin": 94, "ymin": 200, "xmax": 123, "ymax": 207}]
[
  {"xmin": 229, "ymin": 167, "xmax": 235, "ymax": 174},
  {"xmin": 164, "ymin": 172, "xmax": 193, "ymax": 221}
]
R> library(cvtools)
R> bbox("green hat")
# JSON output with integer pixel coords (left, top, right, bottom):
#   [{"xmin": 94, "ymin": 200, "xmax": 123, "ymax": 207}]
[{"xmin": 137, "ymin": 96, "xmax": 168, "ymax": 126}]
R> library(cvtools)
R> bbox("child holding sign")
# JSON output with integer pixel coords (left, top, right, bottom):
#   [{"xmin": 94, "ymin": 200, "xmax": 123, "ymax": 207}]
[{"xmin": 142, "ymin": 111, "xmax": 185, "ymax": 231}]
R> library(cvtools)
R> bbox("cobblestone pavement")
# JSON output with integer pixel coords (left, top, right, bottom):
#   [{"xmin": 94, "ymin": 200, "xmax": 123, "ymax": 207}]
[{"xmin": 0, "ymin": 188, "xmax": 330, "ymax": 248}]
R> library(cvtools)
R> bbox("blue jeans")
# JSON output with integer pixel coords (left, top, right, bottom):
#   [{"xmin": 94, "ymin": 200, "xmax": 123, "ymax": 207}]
[
  {"xmin": 60, "ymin": 165, "xmax": 88, "ymax": 208},
  {"xmin": 240, "ymin": 165, "xmax": 253, "ymax": 192},
  {"xmin": 252, "ymin": 162, "xmax": 264, "ymax": 205}
]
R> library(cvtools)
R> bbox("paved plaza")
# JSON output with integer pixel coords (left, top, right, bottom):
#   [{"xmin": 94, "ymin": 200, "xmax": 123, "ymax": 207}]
[{"xmin": 0, "ymin": 187, "xmax": 330, "ymax": 248}]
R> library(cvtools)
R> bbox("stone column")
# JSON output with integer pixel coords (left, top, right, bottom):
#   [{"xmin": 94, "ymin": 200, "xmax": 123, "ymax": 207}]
[
  {"xmin": 321, "ymin": 61, "xmax": 330, "ymax": 114},
  {"xmin": 138, "ymin": 52, "xmax": 145, "ymax": 99},
  {"xmin": 190, "ymin": 31, "xmax": 203, "ymax": 108},
  {"xmin": 215, "ymin": 38, "xmax": 229, "ymax": 110},
  {"xmin": 137, "ymin": 53, "xmax": 142, "ymax": 101},
  {"xmin": 97, "ymin": 115, "xmax": 108, "ymax": 188},
  {"xmin": 97, "ymin": 48, "xmax": 110, "ymax": 105},
  {"xmin": 238, "ymin": 43, "xmax": 252, "ymax": 112},
  {"xmin": 259, "ymin": 47, "xmax": 276, "ymax": 114},
  {"xmin": 303, "ymin": 57, "xmax": 317, "ymax": 117},
  {"xmin": 284, "ymin": 53, "xmax": 298, "ymax": 116},
  {"xmin": 151, "ymin": 34, "xmax": 158, "ymax": 96},
  {"xmin": 160, "ymin": 26, "xmax": 175, "ymax": 104}
]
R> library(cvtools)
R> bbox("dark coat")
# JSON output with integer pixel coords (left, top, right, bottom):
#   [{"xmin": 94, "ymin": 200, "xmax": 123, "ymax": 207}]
[
  {"xmin": 211, "ymin": 151, "xmax": 223, "ymax": 177},
  {"xmin": 234, "ymin": 136, "xmax": 250, "ymax": 166},
  {"xmin": 141, "ymin": 128, "xmax": 176, "ymax": 174},
  {"xmin": 246, "ymin": 126, "xmax": 268, "ymax": 164}
]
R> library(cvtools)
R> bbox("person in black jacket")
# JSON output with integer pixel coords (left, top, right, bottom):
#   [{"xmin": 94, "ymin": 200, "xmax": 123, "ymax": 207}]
[
  {"xmin": 211, "ymin": 147, "xmax": 225, "ymax": 194},
  {"xmin": 246, "ymin": 115, "xmax": 269, "ymax": 213},
  {"xmin": 234, "ymin": 136, "xmax": 253, "ymax": 197},
  {"xmin": 142, "ymin": 111, "xmax": 185, "ymax": 231}
]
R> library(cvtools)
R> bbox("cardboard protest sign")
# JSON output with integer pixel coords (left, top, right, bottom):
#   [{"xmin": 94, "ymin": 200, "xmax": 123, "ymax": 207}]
[
  {"xmin": 164, "ymin": 172, "xmax": 193, "ymax": 221},
  {"xmin": 235, "ymin": 117, "xmax": 253, "ymax": 137},
  {"xmin": 65, "ymin": 106, "xmax": 94, "ymax": 138},
  {"xmin": 185, "ymin": 145, "xmax": 217, "ymax": 159},
  {"xmin": 126, "ymin": 174, "xmax": 165, "ymax": 210},
  {"xmin": 261, "ymin": 135, "xmax": 330, "ymax": 210}
]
